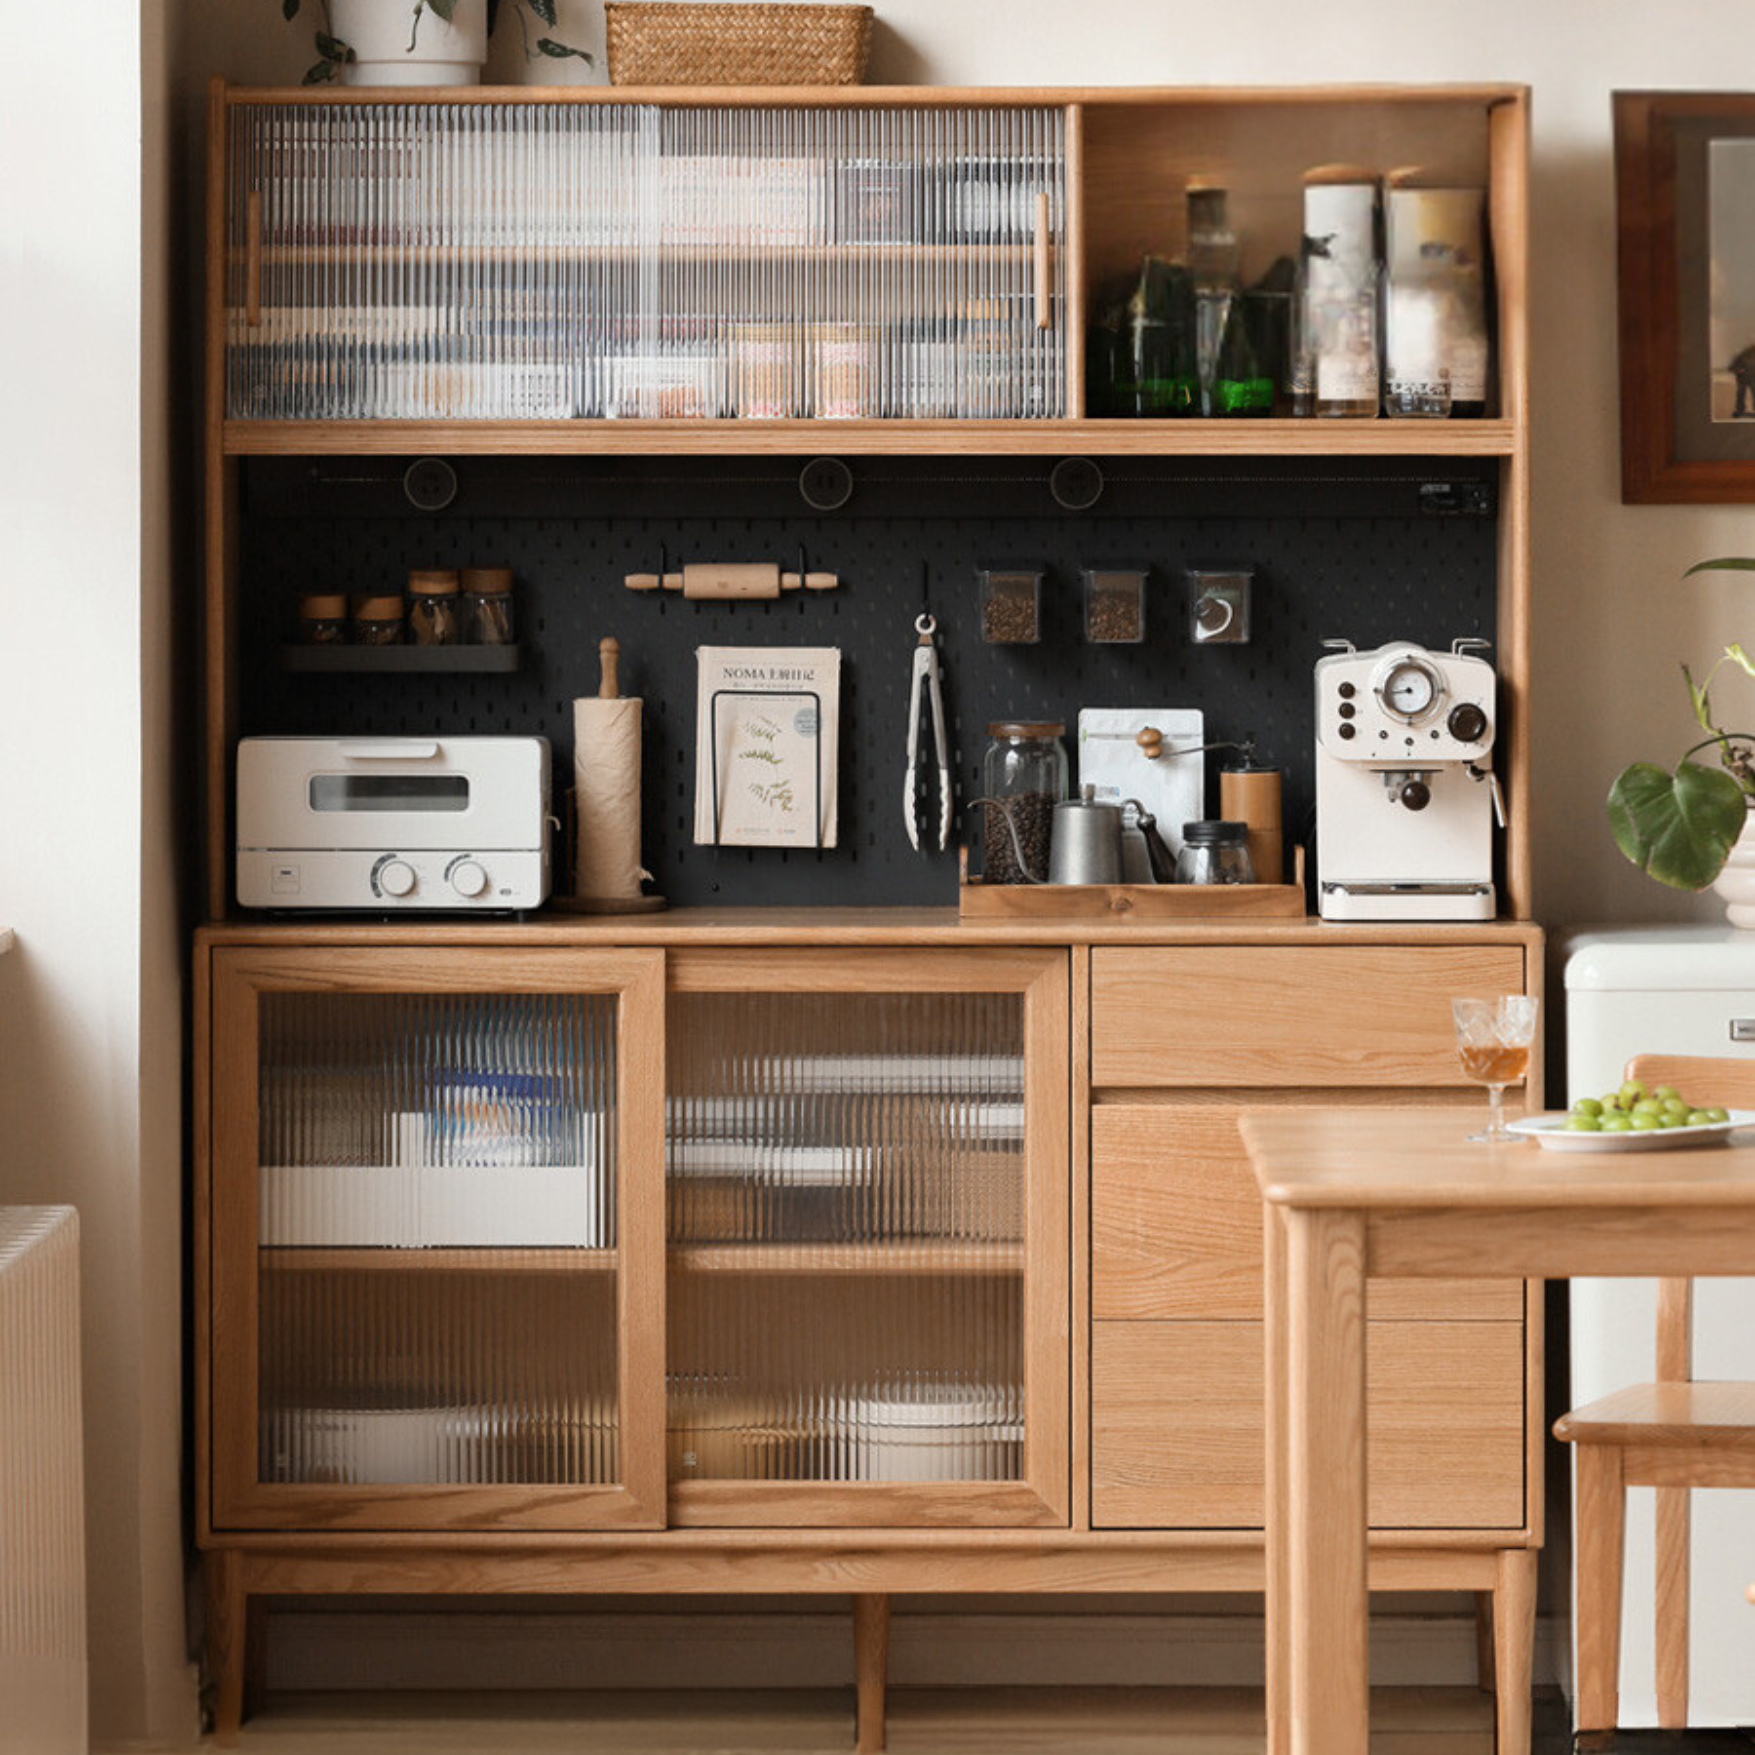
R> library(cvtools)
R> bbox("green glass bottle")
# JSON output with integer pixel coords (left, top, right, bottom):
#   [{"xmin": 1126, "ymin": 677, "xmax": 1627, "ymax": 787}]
[
  {"xmin": 1210, "ymin": 296, "xmax": 1275, "ymax": 416},
  {"xmin": 1127, "ymin": 256, "xmax": 1198, "ymax": 418}
]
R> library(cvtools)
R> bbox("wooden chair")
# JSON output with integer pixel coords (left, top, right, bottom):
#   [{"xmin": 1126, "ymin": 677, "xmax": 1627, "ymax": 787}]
[{"xmin": 1552, "ymin": 1053, "xmax": 1755, "ymax": 1733}]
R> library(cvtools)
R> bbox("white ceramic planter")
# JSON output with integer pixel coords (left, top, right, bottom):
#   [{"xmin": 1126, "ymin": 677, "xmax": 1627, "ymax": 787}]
[
  {"xmin": 1711, "ymin": 808, "xmax": 1755, "ymax": 928},
  {"xmin": 330, "ymin": 0, "xmax": 488, "ymax": 86}
]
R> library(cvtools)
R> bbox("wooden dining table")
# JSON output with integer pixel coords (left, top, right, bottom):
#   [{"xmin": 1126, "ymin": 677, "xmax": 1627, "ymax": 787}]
[{"xmin": 1240, "ymin": 1107, "xmax": 1755, "ymax": 1755}]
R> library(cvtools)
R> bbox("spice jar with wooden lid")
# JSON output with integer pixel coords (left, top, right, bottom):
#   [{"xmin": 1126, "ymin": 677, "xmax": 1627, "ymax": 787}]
[
  {"xmin": 407, "ymin": 570, "xmax": 461, "ymax": 645},
  {"xmin": 352, "ymin": 593, "xmax": 405, "ymax": 646},
  {"xmin": 296, "ymin": 592, "xmax": 348, "ymax": 645},
  {"xmin": 460, "ymin": 567, "xmax": 515, "ymax": 646}
]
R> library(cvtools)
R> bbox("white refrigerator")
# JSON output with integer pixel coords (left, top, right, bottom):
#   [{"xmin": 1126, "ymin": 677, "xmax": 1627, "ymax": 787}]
[{"xmin": 1564, "ymin": 926, "xmax": 1755, "ymax": 1725}]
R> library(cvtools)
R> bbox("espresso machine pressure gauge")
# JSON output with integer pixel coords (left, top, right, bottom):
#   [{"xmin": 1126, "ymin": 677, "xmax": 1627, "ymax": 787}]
[{"xmin": 1373, "ymin": 653, "xmax": 1445, "ymax": 722}]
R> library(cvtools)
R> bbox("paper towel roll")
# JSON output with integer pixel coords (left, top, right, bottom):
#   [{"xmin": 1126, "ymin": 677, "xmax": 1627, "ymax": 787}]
[{"xmin": 573, "ymin": 694, "xmax": 651, "ymax": 901}]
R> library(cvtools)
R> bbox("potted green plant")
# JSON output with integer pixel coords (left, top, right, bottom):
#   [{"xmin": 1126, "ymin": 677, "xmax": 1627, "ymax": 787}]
[
  {"xmin": 1608, "ymin": 558, "xmax": 1755, "ymax": 919},
  {"xmin": 285, "ymin": 0, "xmax": 592, "ymax": 87}
]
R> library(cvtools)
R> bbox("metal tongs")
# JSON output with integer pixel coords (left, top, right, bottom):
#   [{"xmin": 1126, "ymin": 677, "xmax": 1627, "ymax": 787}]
[{"xmin": 904, "ymin": 613, "xmax": 952, "ymax": 852}]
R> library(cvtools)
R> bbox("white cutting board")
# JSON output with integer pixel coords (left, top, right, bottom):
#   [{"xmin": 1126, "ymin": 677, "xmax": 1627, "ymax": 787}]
[{"xmin": 1077, "ymin": 709, "xmax": 1205, "ymax": 859}]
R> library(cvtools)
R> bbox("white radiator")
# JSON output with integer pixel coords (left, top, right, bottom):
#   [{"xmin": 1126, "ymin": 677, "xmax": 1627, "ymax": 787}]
[{"xmin": 0, "ymin": 1207, "xmax": 85, "ymax": 1755}]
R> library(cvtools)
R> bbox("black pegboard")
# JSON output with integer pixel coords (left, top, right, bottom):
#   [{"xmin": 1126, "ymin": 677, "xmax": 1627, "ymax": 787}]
[{"xmin": 239, "ymin": 454, "xmax": 1498, "ymax": 908}]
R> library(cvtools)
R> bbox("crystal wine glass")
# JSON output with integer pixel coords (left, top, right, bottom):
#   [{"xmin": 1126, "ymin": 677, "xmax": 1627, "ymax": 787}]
[{"xmin": 1451, "ymin": 995, "xmax": 1539, "ymax": 1144}]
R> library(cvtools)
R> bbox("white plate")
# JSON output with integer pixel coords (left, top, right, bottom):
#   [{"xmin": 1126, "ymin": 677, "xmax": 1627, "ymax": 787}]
[{"xmin": 1506, "ymin": 1110, "xmax": 1755, "ymax": 1152}]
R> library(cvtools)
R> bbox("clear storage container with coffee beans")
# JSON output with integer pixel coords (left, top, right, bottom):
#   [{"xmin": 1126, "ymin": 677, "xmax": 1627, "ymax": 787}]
[{"xmin": 979, "ymin": 722, "xmax": 1068, "ymax": 884}]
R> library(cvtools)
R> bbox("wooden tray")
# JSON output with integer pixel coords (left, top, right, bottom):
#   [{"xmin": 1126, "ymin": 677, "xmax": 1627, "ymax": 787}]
[{"xmin": 957, "ymin": 845, "xmax": 1307, "ymax": 921}]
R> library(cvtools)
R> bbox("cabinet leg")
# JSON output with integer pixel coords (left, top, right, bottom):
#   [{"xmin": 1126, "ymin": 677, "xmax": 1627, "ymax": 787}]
[
  {"xmin": 204, "ymin": 1551, "xmax": 249, "ymax": 1746},
  {"xmin": 1474, "ymin": 1589, "xmax": 1497, "ymax": 1694},
  {"xmin": 243, "ymin": 1590, "xmax": 269, "ymax": 1719},
  {"xmin": 1492, "ymin": 1548, "xmax": 1536, "ymax": 1755},
  {"xmin": 852, "ymin": 1592, "xmax": 890, "ymax": 1753}
]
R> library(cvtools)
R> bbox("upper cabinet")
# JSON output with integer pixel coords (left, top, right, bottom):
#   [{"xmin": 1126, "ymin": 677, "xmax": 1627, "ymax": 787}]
[
  {"xmin": 222, "ymin": 98, "xmax": 1069, "ymax": 426},
  {"xmin": 209, "ymin": 81, "xmax": 1528, "ymax": 455}
]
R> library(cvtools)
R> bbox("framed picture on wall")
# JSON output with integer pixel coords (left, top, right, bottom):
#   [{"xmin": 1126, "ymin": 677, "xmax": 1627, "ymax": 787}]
[{"xmin": 1616, "ymin": 91, "xmax": 1755, "ymax": 502}]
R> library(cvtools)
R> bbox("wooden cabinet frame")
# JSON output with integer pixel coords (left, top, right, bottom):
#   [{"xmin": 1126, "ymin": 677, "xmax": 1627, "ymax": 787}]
[
  {"xmin": 191, "ymin": 70, "xmax": 1539, "ymax": 1750},
  {"xmin": 664, "ymin": 948, "xmax": 1071, "ymax": 1530},
  {"xmin": 203, "ymin": 945, "xmax": 668, "ymax": 1532},
  {"xmin": 200, "ymin": 80, "xmax": 1533, "ymax": 921}
]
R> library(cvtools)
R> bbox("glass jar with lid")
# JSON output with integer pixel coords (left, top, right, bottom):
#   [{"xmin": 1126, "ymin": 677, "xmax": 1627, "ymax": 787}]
[
  {"xmin": 351, "ymin": 593, "xmax": 405, "ymax": 647},
  {"xmin": 407, "ymin": 569, "xmax": 461, "ymax": 646},
  {"xmin": 1175, "ymin": 819, "xmax": 1256, "ymax": 885},
  {"xmin": 979, "ymin": 721, "xmax": 1068, "ymax": 884},
  {"xmin": 460, "ymin": 566, "xmax": 515, "ymax": 645},
  {"xmin": 296, "ymin": 592, "xmax": 348, "ymax": 645}
]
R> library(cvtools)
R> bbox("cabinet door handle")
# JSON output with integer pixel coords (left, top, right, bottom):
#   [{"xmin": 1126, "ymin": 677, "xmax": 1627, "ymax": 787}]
[
  {"xmin": 1730, "ymin": 1019, "xmax": 1755, "ymax": 1042},
  {"xmin": 245, "ymin": 188, "xmax": 263, "ymax": 331},
  {"xmin": 1033, "ymin": 192, "xmax": 1052, "ymax": 331}
]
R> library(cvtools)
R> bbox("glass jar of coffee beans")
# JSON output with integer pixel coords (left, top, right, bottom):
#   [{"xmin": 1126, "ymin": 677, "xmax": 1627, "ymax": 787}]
[{"xmin": 979, "ymin": 721, "xmax": 1068, "ymax": 883}]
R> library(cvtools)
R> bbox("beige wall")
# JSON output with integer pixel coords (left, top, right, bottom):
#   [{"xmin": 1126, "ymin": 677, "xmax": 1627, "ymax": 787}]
[
  {"xmin": 0, "ymin": 0, "xmax": 197, "ymax": 1744},
  {"xmin": 13, "ymin": 1, "xmax": 1755, "ymax": 1742}
]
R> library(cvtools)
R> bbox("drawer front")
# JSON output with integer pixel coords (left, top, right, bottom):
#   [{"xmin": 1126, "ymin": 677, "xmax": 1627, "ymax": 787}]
[
  {"xmin": 1090, "ymin": 946, "xmax": 1528, "ymax": 1088},
  {"xmin": 1091, "ymin": 1102, "xmax": 1524, "ymax": 1322},
  {"xmin": 1091, "ymin": 1320, "xmax": 1526, "ymax": 1531}
]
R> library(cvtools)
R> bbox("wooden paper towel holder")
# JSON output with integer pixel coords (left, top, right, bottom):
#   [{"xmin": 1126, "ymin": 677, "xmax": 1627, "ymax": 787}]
[{"xmin": 550, "ymin": 637, "xmax": 669, "ymax": 915}]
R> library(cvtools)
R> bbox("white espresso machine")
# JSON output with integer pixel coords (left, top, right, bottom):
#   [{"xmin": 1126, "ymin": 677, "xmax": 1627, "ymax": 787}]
[{"xmin": 1314, "ymin": 638, "xmax": 1504, "ymax": 921}]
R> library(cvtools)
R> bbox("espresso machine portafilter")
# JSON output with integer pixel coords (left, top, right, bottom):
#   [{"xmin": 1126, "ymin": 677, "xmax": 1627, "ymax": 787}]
[{"xmin": 1314, "ymin": 639, "xmax": 1505, "ymax": 921}]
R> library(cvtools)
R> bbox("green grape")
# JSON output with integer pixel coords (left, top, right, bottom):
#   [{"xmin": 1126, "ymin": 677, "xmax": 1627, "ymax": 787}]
[
  {"xmin": 1653, "ymin": 1085, "xmax": 1680, "ymax": 1103},
  {"xmin": 1620, "ymin": 1080, "xmax": 1648, "ymax": 1104},
  {"xmin": 1601, "ymin": 1115, "xmax": 1634, "ymax": 1131},
  {"xmin": 1686, "ymin": 1111, "xmax": 1715, "ymax": 1127},
  {"xmin": 1707, "ymin": 1107, "xmax": 1731, "ymax": 1123},
  {"xmin": 1630, "ymin": 1113, "xmax": 1662, "ymax": 1130},
  {"xmin": 1662, "ymin": 1097, "xmax": 1689, "ymax": 1116},
  {"xmin": 1632, "ymin": 1098, "xmax": 1663, "ymax": 1118},
  {"xmin": 1565, "ymin": 1116, "xmax": 1603, "ymax": 1132},
  {"xmin": 1657, "ymin": 1113, "xmax": 1684, "ymax": 1128},
  {"xmin": 1600, "ymin": 1094, "xmax": 1625, "ymax": 1112},
  {"xmin": 1571, "ymin": 1097, "xmax": 1604, "ymax": 1118}
]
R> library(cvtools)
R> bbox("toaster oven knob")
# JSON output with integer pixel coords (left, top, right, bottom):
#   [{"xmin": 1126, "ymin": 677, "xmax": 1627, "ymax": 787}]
[
  {"xmin": 449, "ymin": 859, "xmax": 489, "ymax": 899},
  {"xmin": 377, "ymin": 858, "xmax": 417, "ymax": 898}
]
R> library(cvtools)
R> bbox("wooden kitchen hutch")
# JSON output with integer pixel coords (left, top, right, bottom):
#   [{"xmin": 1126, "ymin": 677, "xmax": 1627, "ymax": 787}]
[{"xmin": 195, "ymin": 77, "xmax": 1540, "ymax": 1752}]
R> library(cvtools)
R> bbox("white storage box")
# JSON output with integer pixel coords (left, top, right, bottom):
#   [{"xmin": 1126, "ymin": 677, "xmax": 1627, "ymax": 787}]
[{"xmin": 260, "ymin": 1161, "xmax": 606, "ymax": 1249}]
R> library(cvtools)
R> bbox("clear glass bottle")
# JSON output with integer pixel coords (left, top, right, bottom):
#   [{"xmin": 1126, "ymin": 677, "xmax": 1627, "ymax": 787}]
[
  {"xmin": 1186, "ymin": 183, "xmax": 1271, "ymax": 417},
  {"xmin": 980, "ymin": 722, "xmax": 1069, "ymax": 884},
  {"xmin": 1292, "ymin": 177, "xmax": 1382, "ymax": 419},
  {"xmin": 1186, "ymin": 182, "xmax": 1238, "ymax": 416},
  {"xmin": 1175, "ymin": 820, "xmax": 1256, "ymax": 885}
]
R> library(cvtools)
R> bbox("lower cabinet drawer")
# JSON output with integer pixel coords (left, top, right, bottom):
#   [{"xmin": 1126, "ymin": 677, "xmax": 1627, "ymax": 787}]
[
  {"xmin": 1092, "ymin": 1101, "xmax": 1524, "ymax": 1322},
  {"xmin": 1091, "ymin": 1320, "xmax": 1526, "ymax": 1531},
  {"xmin": 1090, "ymin": 946, "xmax": 1528, "ymax": 1088}
]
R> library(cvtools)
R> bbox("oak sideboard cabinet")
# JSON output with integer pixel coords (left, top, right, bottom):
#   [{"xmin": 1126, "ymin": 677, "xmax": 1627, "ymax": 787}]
[
  {"xmin": 193, "ymin": 76, "xmax": 1539, "ymax": 1752},
  {"xmin": 194, "ymin": 920, "xmax": 1543, "ymax": 1749}
]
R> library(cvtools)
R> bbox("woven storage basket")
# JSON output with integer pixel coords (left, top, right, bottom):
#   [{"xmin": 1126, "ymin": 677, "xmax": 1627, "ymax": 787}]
[{"xmin": 605, "ymin": 3, "xmax": 873, "ymax": 86}]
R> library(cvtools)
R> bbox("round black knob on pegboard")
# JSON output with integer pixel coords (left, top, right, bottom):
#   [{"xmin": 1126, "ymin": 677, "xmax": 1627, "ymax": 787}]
[
  {"xmin": 1049, "ymin": 456, "xmax": 1104, "ymax": 511},
  {"xmin": 799, "ymin": 457, "xmax": 854, "ymax": 512},
  {"xmin": 404, "ymin": 457, "xmax": 458, "ymax": 512}
]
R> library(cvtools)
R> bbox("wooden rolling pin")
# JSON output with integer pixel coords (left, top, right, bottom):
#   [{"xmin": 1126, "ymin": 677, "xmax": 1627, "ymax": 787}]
[{"xmin": 624, "ymin": 561, "xmax": 838, "ymax": 597}]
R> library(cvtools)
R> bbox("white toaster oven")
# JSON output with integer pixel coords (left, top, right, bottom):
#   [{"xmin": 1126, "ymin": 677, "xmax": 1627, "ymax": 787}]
[{"xmin": 237, "ymin": 736, "xmax": 551, "ymax": 911}]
